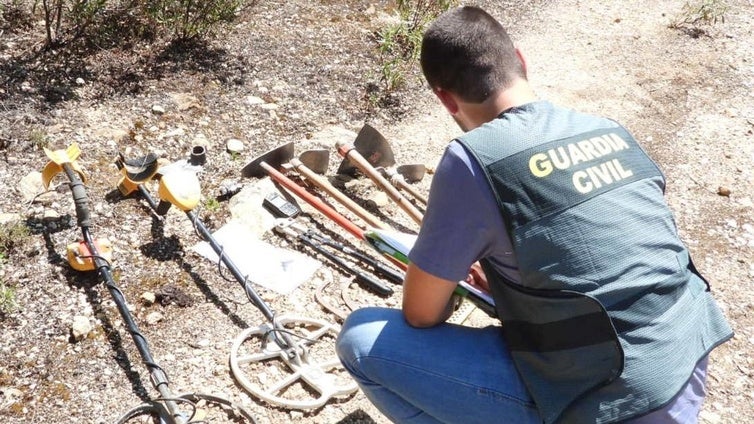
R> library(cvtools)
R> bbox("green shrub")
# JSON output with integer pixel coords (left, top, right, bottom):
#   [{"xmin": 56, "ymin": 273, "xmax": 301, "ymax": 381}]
[
  {"xmin": 0, "ymin": 281, "xmax": 18, "ymax": 317},
  {"xmin": 375, "ymin": 0, "xmax": 457, "ymax": 92},
  {"xmin": 670, "ymin": 0, "xmax": 728, "ymax": 28},
  {"xmin": 22, "ymin": 0, "xmax": 247, "ymax": 47},
  {"xmin": 0, "ymin": 223, "xmax": 28, "ymax": 318},
  {"xmin": 144, "ymin": 0, "xmax": 245, "ymax": 40}
]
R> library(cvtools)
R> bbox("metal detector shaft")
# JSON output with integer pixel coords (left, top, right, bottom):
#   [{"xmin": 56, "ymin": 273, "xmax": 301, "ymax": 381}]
[
  {"xmin": 61, "ymin": 163, "xmax": 185, "ymax": 424},
  {"xmin": 136, "ymin": 186, "xmax": 278, "ymax": 324}
]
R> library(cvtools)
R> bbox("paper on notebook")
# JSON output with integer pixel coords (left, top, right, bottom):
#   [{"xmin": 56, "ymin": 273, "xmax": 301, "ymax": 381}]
[{"xmin": 192, "ymin": 220, "xmax": 320, "ymax": 295}]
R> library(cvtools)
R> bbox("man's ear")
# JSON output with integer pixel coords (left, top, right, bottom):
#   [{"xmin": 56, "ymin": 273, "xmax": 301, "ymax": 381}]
[
  {"xmin": 515, "ymin": 48, "xmax": 528, "ymax": 78},
  {"xmin": 434, "ymin": 88, "xmax": 459, "ymax": 115}
]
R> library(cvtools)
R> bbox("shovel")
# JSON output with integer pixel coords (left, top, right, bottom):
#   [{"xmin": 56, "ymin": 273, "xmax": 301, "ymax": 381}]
[
  {"xmin": 336, "ymin": 125, "xmax": 424, "ymax": 226},
  {"xmin": 242, "ymin": 142, "xmax": 390, "ymax": 231},
  {"xmin": 337, "ymin": 124, "xmax": 429, "ymax": 205}
]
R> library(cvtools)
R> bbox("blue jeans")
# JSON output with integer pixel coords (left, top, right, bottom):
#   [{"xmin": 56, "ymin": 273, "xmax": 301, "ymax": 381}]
[
  {"xmin": 336, "ymin": 307, "xmax": 708, "ymax": 424},
  {"xmin": 336, "ymin": 307, "xmax": 540, "ymax": 424}
]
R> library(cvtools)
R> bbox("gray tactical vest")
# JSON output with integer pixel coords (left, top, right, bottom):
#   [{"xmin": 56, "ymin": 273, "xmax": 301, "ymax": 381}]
[{"xmin": 457, "ymin": 101, "xmax": 733, "ymax": 424}]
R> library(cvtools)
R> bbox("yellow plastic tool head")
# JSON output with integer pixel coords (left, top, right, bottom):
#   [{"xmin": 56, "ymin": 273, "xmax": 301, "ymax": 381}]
[
  {"xmin": 41, "ymin": 144, "xmax": 87, "ymax": 189},
  {"xmin": 157, "ymin": 170, "xmax": 201, "ymax": 211}
]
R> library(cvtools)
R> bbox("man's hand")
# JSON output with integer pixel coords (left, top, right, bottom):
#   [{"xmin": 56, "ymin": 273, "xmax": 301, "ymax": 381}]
[{"xmin": 465, "ymin": 262, "xmax": 490, "ymax": 293}]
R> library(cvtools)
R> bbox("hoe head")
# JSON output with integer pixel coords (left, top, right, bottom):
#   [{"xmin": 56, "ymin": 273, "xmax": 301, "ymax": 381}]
[
  {"xmin": 396, "ymin": 164, "xmax": 426, "ymax": 183},
  {"xmin": 242, "ymin": 142, "xmax": 295, "ymax": 178},
  {"xmin": 337, "ymin": 124, "xmax": 395, "ymax": 175},
  {"xmin": 297, "ymin": 149, "xmax": 330, "ymax": 174}
]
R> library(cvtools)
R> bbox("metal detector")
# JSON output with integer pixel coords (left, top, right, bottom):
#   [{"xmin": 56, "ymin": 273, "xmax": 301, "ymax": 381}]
[
  {"xmin": 115, "ymin": 152, "xmax": 357, "ymax": 410},
  {"xmin": 42, "ymin": 144, "xmax": 257, "ymax": 424}
]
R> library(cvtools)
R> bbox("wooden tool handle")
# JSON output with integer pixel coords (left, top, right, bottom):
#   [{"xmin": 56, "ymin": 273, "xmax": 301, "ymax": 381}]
[
  {"xmin": 396, "ymin": 179, "xmax": 428, "ymax": 206},
  {"xmin": 291, "ymin": 159, "xmax": 390, "ymax": 230},
  {"xmin": 337, "ymin": 142, "xmax": 424, "ymax": 225}
]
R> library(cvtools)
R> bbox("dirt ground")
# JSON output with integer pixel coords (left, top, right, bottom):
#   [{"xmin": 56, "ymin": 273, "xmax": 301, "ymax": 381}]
[{"xmin": 0, "ymin": 0, "xmax": 752, "ymax": 423}]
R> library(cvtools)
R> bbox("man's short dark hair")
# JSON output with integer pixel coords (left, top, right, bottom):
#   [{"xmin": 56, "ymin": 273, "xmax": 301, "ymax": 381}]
[{"xmin": 420, "ymin": 6, "xmax": 525, "ymax": 103}]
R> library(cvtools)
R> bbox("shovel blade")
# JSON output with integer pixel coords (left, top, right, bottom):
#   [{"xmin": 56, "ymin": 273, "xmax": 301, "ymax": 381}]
[
  {"xmin": 242, "ymin": 142, "xmax": 295, "ymax": 178},
  {"xmin": 337, "ymin": 124, "xmax": 395, "ymax": 175},
  {"xmin": 298, "ymin": 149, "xmax": 330, "ymax": 175},
  {"xmin": 396, "ymin": 164, "xmax": 426, "ymax": 183}
]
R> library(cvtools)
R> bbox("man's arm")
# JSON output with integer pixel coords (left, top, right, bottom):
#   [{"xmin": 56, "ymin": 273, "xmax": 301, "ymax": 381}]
[{"xmin": 402, "ymin": 262, "xmax": 460, "ymax": 327}]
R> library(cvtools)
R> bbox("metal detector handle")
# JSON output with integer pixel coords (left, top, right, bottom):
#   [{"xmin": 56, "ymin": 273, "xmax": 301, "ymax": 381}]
[
  {"xmin": 62, "ymin": 163, "xmax": 91, "ymax": 228},
  {"xmin": 290, "ymin": 158, "xmax": 390, "ymax": 230},
  {"xmin": 336, "ymin": 142, "xmax": 424, "ymax": 225},
  {"xmin": 260, "ymin": 161, "xmax": 366, "ymax": 240}
]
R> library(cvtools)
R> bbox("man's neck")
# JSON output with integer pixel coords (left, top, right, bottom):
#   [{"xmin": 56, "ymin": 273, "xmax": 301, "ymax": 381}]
[{"xmin": 459, "ymin": 79, "xmax": 538, "ymax": 130}]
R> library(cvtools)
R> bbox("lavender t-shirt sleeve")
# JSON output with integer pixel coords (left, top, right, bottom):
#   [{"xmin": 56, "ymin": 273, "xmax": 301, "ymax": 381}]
[{"xmin": 408, "ymin": 141, "xmax": 515, "ymax": 282}]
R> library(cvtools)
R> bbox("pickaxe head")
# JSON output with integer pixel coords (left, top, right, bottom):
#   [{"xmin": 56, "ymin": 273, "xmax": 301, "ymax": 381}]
[
  {"xmin": 242, "ymin": 142, "xmax": 295, "ymax": 178},
  {"xmin": 336, "ymin": 124, "xmax": 395, "ymax": 175}
]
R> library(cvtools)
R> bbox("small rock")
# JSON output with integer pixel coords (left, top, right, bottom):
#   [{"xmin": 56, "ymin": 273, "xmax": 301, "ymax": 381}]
[
  {"xmin": 718, "ymin": 186, "xmax": 732, "ymax": 197},
  {"xmin": 43, "ymin": 209, "xmax": 61, "ymax": 221},
  {"xmin": 141, "ymin": 292, "xmax": 156, "ymax": 305},
  {"xmin": 245, "ymin": 96, "xmax": 265, "ymax": 105},
  {"xmin": 164, "ymin": 128, "xmax": 185, "ymax": 138},
  {"xmin": 171, "ymin": 93, "xmax": 201, "ymax": 111},
  {"xmin": 226, "ymin": 138, "xmax": 245, "ymax": 154},
  {"xmin": 75, "ymin": 77, "xmax": 85, "ymax": 86},
  {"xmin": 18, "ymin": 171, "xmax": 46, "ymax": 203},
  {"xmin": 0, "ymin": 213, "xmax": 22, "ymax": 226},
  {"xmin": 71, "ymin": 316, "xmax": 93, "ymax": 342},
  {"xmin": 145, "ymin": 311, "xmax": 164, "ymax": 325},
  {"xmin": 151, "ymin": 104, "xmax": 166, "ymax": 115},
  {"xmin": 369, "ymin": 191, "xmax": 390, "ymax": 207}
]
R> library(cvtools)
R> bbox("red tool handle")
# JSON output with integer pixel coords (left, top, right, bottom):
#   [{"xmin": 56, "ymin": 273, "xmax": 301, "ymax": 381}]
[{"xmin": 261, "ymin": 162, "xmax": 365, "ymax": 240}]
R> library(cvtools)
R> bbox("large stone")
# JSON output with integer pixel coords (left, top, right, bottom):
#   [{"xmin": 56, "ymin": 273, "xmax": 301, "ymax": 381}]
[{"xmin": 18, "ymin": 171, "xmax": 46, "ymax": 203}]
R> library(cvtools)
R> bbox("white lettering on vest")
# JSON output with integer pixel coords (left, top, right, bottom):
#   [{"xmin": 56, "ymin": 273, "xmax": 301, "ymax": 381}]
[{"xmin": 527, "ymin": 132, "xmax": 635, "ymax": 194}]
